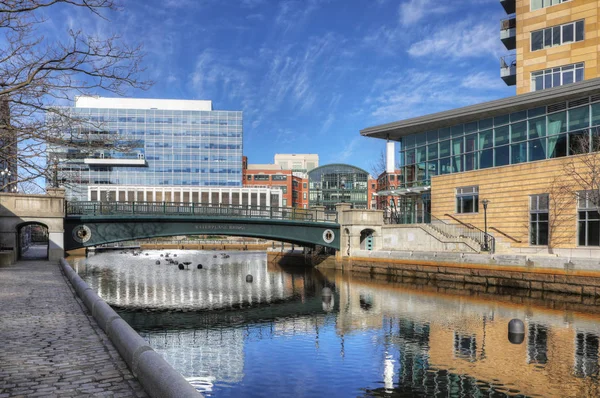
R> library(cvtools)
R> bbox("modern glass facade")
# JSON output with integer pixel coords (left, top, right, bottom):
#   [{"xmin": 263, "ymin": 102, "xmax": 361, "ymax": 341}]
[
  {"xmin": 308, "ymin": 164, "xmax": 370, "ymax": 210},
  {"xmin": 399, "ymin": 95, "xmax": 600, "ymax": 188},
  {"xmin": 48, "ymin": 98, "xmax": 243, "ymax": 200}
]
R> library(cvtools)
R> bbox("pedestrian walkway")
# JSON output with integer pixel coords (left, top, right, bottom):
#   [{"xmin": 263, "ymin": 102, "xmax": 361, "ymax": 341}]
[{"xmin": 0, "ymin": 259, "xmax": 148, "ymax": 397}]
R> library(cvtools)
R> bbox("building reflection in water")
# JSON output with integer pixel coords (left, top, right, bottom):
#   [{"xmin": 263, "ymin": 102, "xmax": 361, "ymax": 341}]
[{"xmin": 71, "ymin": 252, "xmax": 600, "ymax": 397}]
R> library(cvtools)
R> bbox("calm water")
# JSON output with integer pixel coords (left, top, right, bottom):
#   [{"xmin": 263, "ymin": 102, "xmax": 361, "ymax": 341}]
[{"xmin": 70, "ymin": 250, "xmax": 600, "ymax": 397}]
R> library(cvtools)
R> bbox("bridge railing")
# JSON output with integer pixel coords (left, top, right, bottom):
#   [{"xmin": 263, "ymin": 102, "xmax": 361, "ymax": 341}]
[{"xmin": 66, "ymin": 201, "xmax": 338, "ymax": 223}]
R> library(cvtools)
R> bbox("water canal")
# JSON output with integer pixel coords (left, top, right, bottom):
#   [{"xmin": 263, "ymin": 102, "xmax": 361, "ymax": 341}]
[{"xmin": 69, "ymin": 251, "xmax": 600, "ymax": 397}]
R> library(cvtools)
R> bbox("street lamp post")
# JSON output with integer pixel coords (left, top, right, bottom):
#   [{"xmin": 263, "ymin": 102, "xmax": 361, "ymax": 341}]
[
  {"xmin": 52, "ymin": 157, "xmax": 59, "ymax": 188},
  {"xmin": 1, "ymin": 168, "xmax": 11, "ymax": 192},
  {"xmin": 482, "ymin": 199, "xmax": 489, "ymax": 251}
]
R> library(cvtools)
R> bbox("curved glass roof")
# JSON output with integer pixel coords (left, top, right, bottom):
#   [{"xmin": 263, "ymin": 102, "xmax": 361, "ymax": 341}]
[{"xmin": 308, "ymin": 163, "xmax": 370, "ymax": 180}]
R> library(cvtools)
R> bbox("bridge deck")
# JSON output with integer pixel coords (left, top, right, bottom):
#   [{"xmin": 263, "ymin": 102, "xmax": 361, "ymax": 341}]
[
  {"xmin": 67, "ymin": 201, "xmax": 338, "ymax": 223},
  {"xmin": 64, "ymin": 202, "xmax": 341, "ymax": 251}
]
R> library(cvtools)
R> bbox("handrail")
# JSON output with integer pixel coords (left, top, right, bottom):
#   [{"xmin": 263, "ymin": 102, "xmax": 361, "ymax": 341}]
[
  {"xmin": 489, "ymin": 227, "xmax": 522, "ymax": 243},
  {"xmin": 443, "ymin": 214, "xmax": 475, "ymax": 230}
]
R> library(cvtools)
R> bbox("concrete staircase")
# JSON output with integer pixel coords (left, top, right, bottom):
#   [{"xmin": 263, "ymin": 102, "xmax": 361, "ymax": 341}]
[{"xmin": 419, "ymin": 224, "xmax": 482, "ymax": 253}]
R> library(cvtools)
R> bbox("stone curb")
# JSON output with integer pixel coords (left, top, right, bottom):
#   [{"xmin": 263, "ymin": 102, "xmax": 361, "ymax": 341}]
[{"xmin": 59, "ymin": 258, "xmax": 201, "ymax": 398}]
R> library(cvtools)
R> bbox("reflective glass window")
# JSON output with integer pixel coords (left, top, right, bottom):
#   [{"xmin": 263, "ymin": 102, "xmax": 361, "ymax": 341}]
[{"xmin": 569, "ymin": 106, "xmax": 590, "ymax": 130}]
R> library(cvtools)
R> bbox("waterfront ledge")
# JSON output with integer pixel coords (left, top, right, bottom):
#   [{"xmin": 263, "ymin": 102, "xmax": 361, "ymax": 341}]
[
  {"xmin": 342, "ymin": 250, "xmax": 600, "ymax": 296},
  {"xmin": 59, "ymin": 258, "xmax": 201, "ymax": 398}
]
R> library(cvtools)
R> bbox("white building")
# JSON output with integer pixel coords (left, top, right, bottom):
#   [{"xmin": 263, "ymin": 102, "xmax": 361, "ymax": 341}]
[{"xmin": 87, "ymin": 185, "xmax": 283, "ymax": 207}]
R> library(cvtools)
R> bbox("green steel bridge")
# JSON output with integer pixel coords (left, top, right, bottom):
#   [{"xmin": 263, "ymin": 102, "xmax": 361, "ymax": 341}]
[{"xmin": 64, "ymin": 202, "xmax": 341, "ymax": 251}]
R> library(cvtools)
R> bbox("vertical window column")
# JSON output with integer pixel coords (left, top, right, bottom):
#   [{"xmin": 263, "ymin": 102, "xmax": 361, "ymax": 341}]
[
  {"xmin": 530, "ymin": 194, "xmax": 549, "ymax": 245},
  {"xmin": 578, "ymin": 190, "xmax": 600, "ymax": 246}
]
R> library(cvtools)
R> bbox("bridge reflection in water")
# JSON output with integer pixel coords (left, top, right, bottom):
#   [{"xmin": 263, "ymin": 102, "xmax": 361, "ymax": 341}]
[{"xmin": 71, "ymin": 252, "xmax": 600, "ymax": 397}]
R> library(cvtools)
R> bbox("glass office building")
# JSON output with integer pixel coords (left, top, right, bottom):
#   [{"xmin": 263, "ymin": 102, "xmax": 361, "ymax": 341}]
[
  {"xmin": 48, "ymin": 97, "xmax": 243, "ymax": 200},
  {"xmin": 399, "ymin": 98, "xmax": 600, "ymax": 188}
]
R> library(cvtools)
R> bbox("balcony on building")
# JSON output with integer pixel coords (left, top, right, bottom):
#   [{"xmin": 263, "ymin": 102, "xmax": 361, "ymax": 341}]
[
  {"xmin": 500, "ymin": 54, "xmax": 516, "ymax": 86},
  {"xmin": 500, "ymin": 16, "xmax": 516, "ymax": 50},
  {"xmin": 499, "ymin": 0, "xmax": 515, "ymax": 14},
  {"xmin": 84, "ymin": 153, "xmax": 147, "ymax": 167}
]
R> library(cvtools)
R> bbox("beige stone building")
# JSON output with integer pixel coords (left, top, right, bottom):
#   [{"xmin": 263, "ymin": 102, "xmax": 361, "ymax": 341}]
[{"xmin": 361, "ymin": 1, "xmax": 600, "ymax": 256}]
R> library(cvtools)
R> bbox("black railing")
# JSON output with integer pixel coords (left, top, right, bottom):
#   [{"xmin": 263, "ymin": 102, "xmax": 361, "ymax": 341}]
[
  {"xmin": 440, "ymin": 214, "xmax": 495, "ymax": 253},
  {"xmin": 66, "ymin": 201, "xmax": 338, "ymax": 223}
]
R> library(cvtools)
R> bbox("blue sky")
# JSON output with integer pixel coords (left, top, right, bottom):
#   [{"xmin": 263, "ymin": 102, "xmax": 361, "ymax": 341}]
[{"xmin": 47, "ymin": 0, "xmax": 515, "ymax": 174}]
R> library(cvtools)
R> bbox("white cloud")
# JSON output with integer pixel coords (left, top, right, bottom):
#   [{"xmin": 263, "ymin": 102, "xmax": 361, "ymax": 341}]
[
  {"xmin": 190, "ymin": 49, "xmax": 249, "ymax": 100},
  {"xmin": 246, "ymin": 13, "xmax": 265, "ymax": 21},
  {"xmin": 320, "ymin": 114, "xmax": 335, "ymax": 134},
  {"xmin": 407, "ymin": 19, "xmax": 502, "ymax": 59},
  {"xmin": 241, "ymin": 0, "xmax": 265, "ymax": 8},
  {"xmin": 399, "ymin": 0, "xmax": 449, "ymax": 26},
  {"xmin": 331, "ymin": 137, "xmax": 364, "ymax": 163},
  {"xmin": 364, "ymin": 69, "xmax": 497, "ymax": 122},
  {"xmin": 275, "ymin": 0, "xmax": 325, "ymax": 30},
  {"xmin": 461, "ymin": 71, "xmax": 505, "ymax": 90}
]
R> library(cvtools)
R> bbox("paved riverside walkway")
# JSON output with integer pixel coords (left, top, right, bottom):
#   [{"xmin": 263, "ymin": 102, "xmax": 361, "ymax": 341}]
[{"xmin": 0, "ymin": 259, "xmax": 148, "ymax": 397}]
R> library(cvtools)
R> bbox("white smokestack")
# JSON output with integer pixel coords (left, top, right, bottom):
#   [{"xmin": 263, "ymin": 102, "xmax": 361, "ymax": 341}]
[{"xmin": 386, "ymin": 141, "xmax": 395, "ymax": 173}]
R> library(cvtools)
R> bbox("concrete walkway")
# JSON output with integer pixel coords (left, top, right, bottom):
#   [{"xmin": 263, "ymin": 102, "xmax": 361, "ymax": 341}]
[{"xmin": 0, "ymin": 259, "xmax": 147, "ymax": 397}]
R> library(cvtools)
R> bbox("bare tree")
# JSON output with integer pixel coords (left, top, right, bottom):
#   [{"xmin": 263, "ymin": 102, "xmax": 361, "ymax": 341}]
[
  {"xmin": 545, "ymin": 130, "xmax": 600, "ymax": 251},
  {"xmin": 562, "ymin": 130, "xmax": 600, "ymax": 206},
  {"xmin": 0, "ymin": 0, "xmax": 151, "ymax": 192},
  {"xmin": 546, "ymin": 175, "xmax": 576, "ymax": 254},
  {"xmin": 370, "ymin": 149, "xmax": 387, "ymax": 180}
]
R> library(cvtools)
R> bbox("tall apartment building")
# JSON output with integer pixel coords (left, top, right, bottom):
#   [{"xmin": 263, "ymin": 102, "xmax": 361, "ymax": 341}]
[
  {"xmin": 49, "ymin": 96, "xmax": 243, "ymax": 201},
  {"xmin": 500, "ymin": 0, "xmax": 595, "ymax": 93},
  {"xmin": 361, "ymin": 1, "xmax": 600, "ymax": 255}
]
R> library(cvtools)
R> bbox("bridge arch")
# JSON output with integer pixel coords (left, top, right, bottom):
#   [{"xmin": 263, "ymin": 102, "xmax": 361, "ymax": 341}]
[
  {"xmin": 16, "ymin": 221, "xmax": 49, "ymax": 260},
  {"xmin": 64, "ymin": 216, "xmax": 340, "ymax": 251}
]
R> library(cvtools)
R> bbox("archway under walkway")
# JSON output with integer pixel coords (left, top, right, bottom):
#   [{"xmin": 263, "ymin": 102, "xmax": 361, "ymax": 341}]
[
  {"xmin": 359, "ymin": 229, "xmax": 375, "ymax": 251},
  {"xmin": 18, "ymin": 222, "xmax": 49, "ymax": 261}
]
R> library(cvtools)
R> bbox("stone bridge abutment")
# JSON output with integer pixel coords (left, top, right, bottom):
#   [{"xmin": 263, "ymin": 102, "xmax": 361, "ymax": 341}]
[
  {"xmin": 0, "ymin": 188, "xmax": 66, "ymax": 265},
  {"xmin": 335, "ymin": 203, "xmax": 384, "ymax": 259}
]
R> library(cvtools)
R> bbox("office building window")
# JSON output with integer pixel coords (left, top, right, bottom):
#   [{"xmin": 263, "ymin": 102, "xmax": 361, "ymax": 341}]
[
  {"xmin": 246, "ymin": 175, "xmax": 252, "ymax": 180},
  {"xmin": 578, "ymin": 190, "xmax": 600, "ymax": 246},
  {"xmin": 531, "ymin": 0, "xmax": 571, "ymax": 11},
  {"xmin": 530, "ymin": 194, "xmax": 549, "ymax": 245},
  {"xmin": 531, "ymin": 20, "xmax": 584, "ymax": 51},
  {"xmin": 253, "ymin": 174, "xmax": 269, "ymax": 181},
  {"xmin": 303, "ymin": 192, "xmax": 307, "ymax": 199},
  {"xmin": 456, "ymin": 186, "xmax": 479, "ymax": 214},
  {"xmin": 531, "ymin": 63, "xmax": 584, "ymax": 92},
  {"xmin": 272, "ymin": 175, "xmax": 287, "ymax": 181}
]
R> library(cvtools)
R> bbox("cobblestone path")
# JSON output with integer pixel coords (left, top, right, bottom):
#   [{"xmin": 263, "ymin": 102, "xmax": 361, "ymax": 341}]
[{"xmin": 0, "ymin": 260, "xmax": 148, "ymax": 397}]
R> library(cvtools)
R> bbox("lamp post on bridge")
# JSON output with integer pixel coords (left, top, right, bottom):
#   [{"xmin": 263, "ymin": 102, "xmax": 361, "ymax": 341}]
[
  {"xmin": 50, "ymin": 157, "xmax": 59, "ymax": 188},
  {"xmin": 1, "ymin": 168, "xmax": 11, "ymax": 192},
  {"xmin": 482, "ymin": 199, "xmax": 489, "ymax": 251}
]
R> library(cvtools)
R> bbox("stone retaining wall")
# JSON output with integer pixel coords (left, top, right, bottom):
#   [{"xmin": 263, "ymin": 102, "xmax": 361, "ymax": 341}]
[
  {"xmin": 344, "ymin": 255, "xmax": 600, "ymax": 296},
  {"xmin": 59, "ymin": 259, "xmax": 201, "ymax": 398}
]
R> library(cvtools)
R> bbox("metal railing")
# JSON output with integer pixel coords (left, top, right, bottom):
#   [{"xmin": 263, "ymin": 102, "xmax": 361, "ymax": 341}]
[
  {"xmin": 99, "ymin": 238, "xmax": 270, "ymax": 247},
  {"xmin": 66, "ymin": 201, "xmax": 338, "ymax": 223},
  {"xmin": 439, "ymin": 214, "xmax": 495, "ymax": 253}
]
